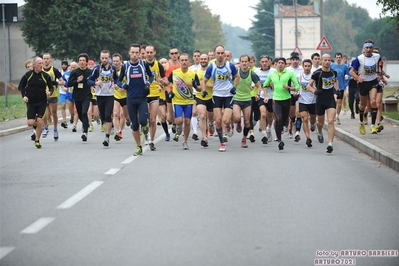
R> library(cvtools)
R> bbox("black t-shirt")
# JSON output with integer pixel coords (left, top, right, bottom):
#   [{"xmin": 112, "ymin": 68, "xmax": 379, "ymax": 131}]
[{"xmin": 311, "ymin": 69, "xmax": 337, "ymax": 98}]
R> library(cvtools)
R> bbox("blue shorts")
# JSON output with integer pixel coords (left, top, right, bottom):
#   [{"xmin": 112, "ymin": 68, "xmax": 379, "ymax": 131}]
[
  {"xmin": 66, "ymin": 92, "xmax": 74, "ymax": 103},
  {"xmin": 59, "ymin": 93, "xmax": 67, "ymax": 104},
  {"xmin": 173, "ymin": 104, "xmax": 193, "ymax": 119}
]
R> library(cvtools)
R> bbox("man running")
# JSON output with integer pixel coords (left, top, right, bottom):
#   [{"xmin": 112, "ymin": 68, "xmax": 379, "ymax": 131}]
[
  {"xmin": 307, "ymin": 54, "xmax": 338, "ymax": 153},
  {"xmin": 19, "ymin": 57, "xmax": 53, "ymax": 149},
  {"xmin": 117, "ymin": 43, "xmax": 153, "ymax": 156},
  {"xmin": 200, "ymin": 45, "xmax": 238, "ymax": 152}
]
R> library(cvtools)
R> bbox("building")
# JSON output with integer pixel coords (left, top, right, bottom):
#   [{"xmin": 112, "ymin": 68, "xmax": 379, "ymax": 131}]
[{"xmin": 274, "ymin": 2, "xmax": 322, "ymax": 60}]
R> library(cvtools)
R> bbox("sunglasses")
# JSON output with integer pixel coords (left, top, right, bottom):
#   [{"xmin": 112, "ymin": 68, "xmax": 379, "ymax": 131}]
[{"xmin": 170, "ymin": 52, "xmax": 178, "ymax": 55}]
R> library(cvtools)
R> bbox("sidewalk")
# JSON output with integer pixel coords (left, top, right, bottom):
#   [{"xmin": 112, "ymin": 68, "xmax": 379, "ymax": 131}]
[{"xmin": 1, "ymin": 111, "xmax": 398, "ymax": 172}]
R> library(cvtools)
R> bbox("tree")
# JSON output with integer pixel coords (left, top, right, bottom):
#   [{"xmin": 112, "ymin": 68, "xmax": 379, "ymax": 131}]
[
  {"xmin": 190, "ymin": 0, "xmax": 226, "ymax": 54},
  {"xmin": 243, "ymin": 0, "xmax": 276, "ymax": 60},
  {"xmin": 355, "ymin": 17, "xmax": 399, "ymax": 60},
  {"xmin": 168, "ymin": 0, "xmax": 195, "ymax": 54},
  {"xmin": 377, "ymin": 0, "xmax": 399, "ymax": 34},
  {"xmin": 223, "ymin": 24, "xmax": 253, "ymax": 60},
  {"xmin": 21, "ymin": 0, "xmax": 173, "ymax": 60}
]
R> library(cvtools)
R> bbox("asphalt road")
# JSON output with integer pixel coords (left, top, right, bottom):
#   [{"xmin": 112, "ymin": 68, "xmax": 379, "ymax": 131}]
[{"xmin": 1, "ymin": 123, "xmax": 398, "ymax": 266}]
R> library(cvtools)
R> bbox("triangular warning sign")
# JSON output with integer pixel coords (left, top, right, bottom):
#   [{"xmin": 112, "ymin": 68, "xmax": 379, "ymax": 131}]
[
  {"xmin": 292, "ymin": 46, "xmax": 302, "ymax": 55},
  {"xmin": 316, "ymin": 36, "xmax": 332, "ymax": 50}
]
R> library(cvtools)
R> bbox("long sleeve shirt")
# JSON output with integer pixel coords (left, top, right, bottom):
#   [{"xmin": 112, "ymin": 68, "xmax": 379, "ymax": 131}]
[
  {"xmin": 68, "ymin": 67, "xmax": 93, "ymax": 101},
  {"xmin": 18, "ymin": 70, "xmax": 53, "ymax": 103},
  {"xmin": 116, "ymin": 60, "xmax": 153, "ymax": 99},
  {"xmin": 263, "ymin": 68, "xmax": 299, "ymax": 101}
]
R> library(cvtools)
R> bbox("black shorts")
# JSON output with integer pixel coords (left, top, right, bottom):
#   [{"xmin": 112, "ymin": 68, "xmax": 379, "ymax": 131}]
[
  {"xmin": 159, "ymin": 99, "xmax": 166, "ymax": 106},
  {"xmin": 47, "ymin": 97, "xmax": 58, "ymax": 104},
  {"xmin": 196, "ymin": 97, "xmax": 213, "ymax": 112},
  {"xmin": 290, "ymin": 94, "xmax": 298, "ymax": 106},
  {"xmin": 114, "ymin": 97, "xmax": 127, "ymax": 107},
  {"xmin": 335, "ymin": 90, "xmax": 344, "ymax": 100},
  {"xmin": 91, "ymin": 98, "xmax": 97, "ymax": 105},
  {"xmin": 147, "ymin": 96, "xmax": 159, "ymax": 104},
  {"xmin": 316, "ymin": 97, "xmax": 336, "ymax": 116},
  {"xmin": 358, "ymin": 79, "xmax": 378, "ymax": 96},
  {"xmin": 259, "ymin": 98, "xmax": 273, "ymax": 113},
  {"xmin": 377, "ymin": 84, "xmax": 383, "ymax": 94},
  {"xmin": 27, "ymin": 101, "xmax": 47, "ymax": 120},
  {"xmin": 212, "ymin": 96, "xmax": 233, "ymax": 109},
  {"xmin": 299, "ymin": 103, "xmax": 316, "ymax": 115},
  {"xmin": 233, "ymin": 100, "xmax": 251, "ymax": 110}
]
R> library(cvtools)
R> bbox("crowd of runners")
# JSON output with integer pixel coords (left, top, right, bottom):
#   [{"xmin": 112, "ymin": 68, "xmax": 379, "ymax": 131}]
[{"xmin": 18, "ymin": 39, "xmax": 390, "ymax": 155}]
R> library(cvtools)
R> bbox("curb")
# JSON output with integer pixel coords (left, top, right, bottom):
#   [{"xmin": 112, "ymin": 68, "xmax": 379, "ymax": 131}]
[
  {"xmin": 0, "ymin": 125, "xmax": 30, "ymax": 137},
  {"xmin": 323, "ymin": 123, "xmax": 399, "ymax": 172}
]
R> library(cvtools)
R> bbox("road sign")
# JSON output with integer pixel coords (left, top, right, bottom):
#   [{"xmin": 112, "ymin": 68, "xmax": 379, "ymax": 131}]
[
  {"xmin": 292, "ymin": 46, "xmax": 302, "ymax": 55},
  {"xmin": 316, "ymin": 36, "xmax": 332, "ymax": 50}
]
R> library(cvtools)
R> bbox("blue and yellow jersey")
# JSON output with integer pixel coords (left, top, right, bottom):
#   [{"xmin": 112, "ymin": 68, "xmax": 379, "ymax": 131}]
[
  {"xmin": 43, "ymin": 66, "xmax": 60, "ymax": 98},
  {"xmin": 168, "ymin": 68, "xmax": 198, "ymax": 105}
]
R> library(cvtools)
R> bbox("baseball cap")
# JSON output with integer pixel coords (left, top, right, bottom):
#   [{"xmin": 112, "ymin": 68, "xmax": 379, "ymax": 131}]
[{"xmin": 88, "ymin": 60, "xmax": 95, "ymax": 65}]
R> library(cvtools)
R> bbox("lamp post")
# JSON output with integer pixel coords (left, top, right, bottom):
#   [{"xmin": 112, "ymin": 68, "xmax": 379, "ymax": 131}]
[
  {"xmin": 293, "ymin": 0, "xmax": 298, "ymax": 48},
  {"xmin": 1, "ymin": 3, "xmax": 8, "ymax": 119},
  {"xmin": 261, "ymin": 1, "xmax": 282, "ymax": 57}
]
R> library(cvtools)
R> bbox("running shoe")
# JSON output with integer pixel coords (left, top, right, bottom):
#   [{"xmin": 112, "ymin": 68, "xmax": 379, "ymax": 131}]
[
  {"xmin": 266, "ymin": 126, "xmax": 272, "ymax": 140},
  {"xmin": 223, "ymin": 135, "xmax": 228, "ymax": 142},
  {"xmin": 241, "ymin": 137, "xmax": 248, "ymax": 148},
  {"xmin": 149, "ymin": 142, "xmax": 156, "ymax": 151},
  {"xmin": 261, "ymin": 136, "xmax": 268, "ymax": 144},
  {"xmin": 208, "ymin": 123, "xmax": 215, "ymax": 136},
  {"xmin": 317, "ymin": 133, "xmax": 324, "ymax": 143},
  {"xmin": 34, "ymin": 140, "xmax": 42, "ymax": 149},
  {"xmin": 172, "ymin": 124, "xmax": 176, "ymax": 134},
  {"xmin": 201, "ymin": 137, "xmax": 208, "ymax": 147},
  {"xmin": 294, "ymin": 133, "xmax": 300, "ymax": 142},
  {"xmin": 288, "ymin": 133, "xmax": 293, "ymax": 139},
  {"xmin": 351, "ymin": 114, "xmax": 355, "ymax": 119},
  {"xmin": 370, "ymin": 125, "xmax": 377, "ymax": 134},
  {"xmin": 165, "ymin": 134, "xmax": 170, "ymax": 141},
  {"xmin": 192, "ymin": 133, "xmax": 199, "ymax": 141},
  {"xmin": 157, "ymin": 120, "xmax": 161, "ymax": 126},
  {"xmin": 249, "ymin": 130, "xmax": 255, "ymax": 143},
  {"xmin": 377, "ymin": 124, "xmax": 384, "ymax": 133},
  {"xmin": 31, "ymin": 131, "xmax": 36, "ymax": 141},
  {"xmin": 182, "ymin": 141, "xmax": 189, "ymax": 150},
  {"xmin": 53, "ymin": 129, "xmax": 59, "ymax": 141},
  {"xmin": 114, "ymin": 133, "xmax": 121, "ymax": 141},
  {"xmin": 278, "ymin": 141, "xmax": 285, "ymax": 150},
  {"xmin": 359, "ymin": 124, "xmax": 366, "ymax": 135},
  {"xmin": 81, "ymin": 133, "xmax": 87, "ymax": 142},
  {"xmin": 236, "ymin": 121, "xmax": 242, "ymax": 133},
  {"xmin": 326, "ymin": 145, "xmax": 333, "ymax": 153},
  {"xmin": 101, "ymin": 124, "xmax": 105, "ymax": 132},
  {"xmin": 103, "ymin": 137, "xmax": 110, "ymax": 147},
  {"xmin": 61, "ymin": 122, "xmax": 68, "ymax": 129},
  {"xmin": 42, "ymin": 127, "xmax": 49, "ymax": 138},
  {"xmin": 173, "ymin": 134, "xmax": 180, "ymax": 142},
  {"xmin": 336, "ymin": 117, "xmax": 341, "ymax": 125},
  {"xmin": 306, "ymin": 138, "xmax": 312, "ymax": 148},
  {"xmin": 310, "ymin": 124, "xmax": 316, "ymax": 132},
  {"xmin": 126, "ymin": 119, "xmax": 131, "ymax": 127},
  {"xmin": 133, "ymin": 146, "xmax": 143, "ymax": 156},
  {"xmin": 218, "ymin": 143, "xmax": 226, "ymax": 152},
  {"xmin": 142, "ymin": 124, "xmax": 149, "ymax": 135},
  {"xmin": 226, "ymin": 124, "xmax": 233, "ymax": 137},
  {"xmin": 72, "ymin": 125, "xmax": 77, "ymax": 132},
  {"xmin": 89, "ymin": 125, "xmax": 93, "ymax": 132}
]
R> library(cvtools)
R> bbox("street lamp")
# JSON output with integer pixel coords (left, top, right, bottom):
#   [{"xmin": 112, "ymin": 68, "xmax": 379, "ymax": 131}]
[{"xmin": 293, "ymin": 0, "xmax": 298, "ymax": 48}]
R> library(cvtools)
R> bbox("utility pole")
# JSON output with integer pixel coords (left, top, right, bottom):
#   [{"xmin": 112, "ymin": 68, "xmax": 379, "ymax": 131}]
[
  {"xmin": 2, "ymin": 3, "xmax": 8, "ymax": 119},
  {"xmin": 293, "ymin": 0, "xmax": 298, "ymax": 48}
]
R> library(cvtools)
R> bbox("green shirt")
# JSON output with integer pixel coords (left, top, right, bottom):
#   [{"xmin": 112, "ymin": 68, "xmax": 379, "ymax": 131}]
[
  {"xmin": 263, "ymin": 68, "xmax": 299, "ymax": 101},
  {"xmin": 234, "ymin": 69, "xmax": 253, "ymax": 101}
]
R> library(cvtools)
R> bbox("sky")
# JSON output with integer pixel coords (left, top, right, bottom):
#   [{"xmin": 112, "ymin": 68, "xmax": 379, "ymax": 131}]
[
  {"xmin": 198, "ymin": 0, "xmax": 386, "ymax": 30},
  {"xmin": 4, "ymin": 0, "xmax": 386, "ymax": 31}
]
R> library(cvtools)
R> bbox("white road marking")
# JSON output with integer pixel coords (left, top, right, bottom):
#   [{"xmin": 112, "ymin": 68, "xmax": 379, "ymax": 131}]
[
  {"xmin": 104, "ymin": 168, "xmax": 120, "ymax": 175},
  {"xmin": 0, "ymin": 247, "xmax": 15, "ymax": 260},
  {"xmin": 57, "ymin": 181, "xmax": 104, "ymax": 209},
  {"xmin": 20, "ymin": 217, "xmax": 55, "ymax": 234},
  {"xmin": 121, "ymin": 133, "xmax": 166, "ymax": 164}
]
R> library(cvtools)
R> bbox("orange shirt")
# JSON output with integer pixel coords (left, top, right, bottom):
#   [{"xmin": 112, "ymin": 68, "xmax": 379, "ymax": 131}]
[{"xmin": 165, "ymin": 61, "xmax": 181, "ymax": 92}]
